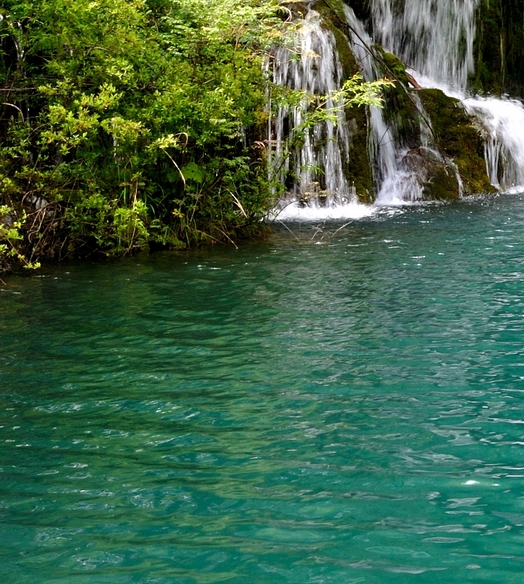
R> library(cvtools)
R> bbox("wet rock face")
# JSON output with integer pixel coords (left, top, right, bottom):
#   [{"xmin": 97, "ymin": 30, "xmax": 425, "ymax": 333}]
[
  {"xmin": 417, "ymin": 88, "xmax": 495, "ymax": 196},
  {"xmin": 341, "ymin": 0, "xmax": 524, "ymax": 98},
  {"xmin": 402, "ymin": 148, "xmax": 461, "ymax": 201},
  {"xmin": 343, "ymin": 0, "xmax": 372, "ymax": 24},
  {"xmin": 313, "ymin": 0, "xmax": 375, "ymax": 203},
  {"xmin": 345, "ymin": 2, "xmax": 489, "ymax": 201}
]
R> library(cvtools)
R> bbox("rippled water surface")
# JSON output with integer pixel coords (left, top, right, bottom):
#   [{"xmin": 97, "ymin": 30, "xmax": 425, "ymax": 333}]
[{"xmin": 3, "ymin": 195, "xmax": 524, "ymax": 583}]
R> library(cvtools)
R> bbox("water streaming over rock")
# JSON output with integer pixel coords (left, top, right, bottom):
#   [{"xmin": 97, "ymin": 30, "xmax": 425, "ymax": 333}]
[
  {"xmin": 269, "ymin": 8, "xmax": 354, "ymax": 209},
  {"xmin": 463, "ymin": 96, "xmax": 524, "ymax": 190},
  {"xmin": 343, "ymin": 4, "xmax": 438, "ymax": 204},
  {"xmin": 370, "ymin": 0, "xmax": 524, "ymax": 192},
  {"xmin": 270, "ymin": 0, "xmax": 524, "ymax": 210},
  {"xmin": 371, "ymin": 0, "xmax": 479, "ymax": 93}
]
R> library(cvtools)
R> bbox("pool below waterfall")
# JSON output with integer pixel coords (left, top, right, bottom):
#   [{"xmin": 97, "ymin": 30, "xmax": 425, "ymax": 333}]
[{"xmin": 3, "ymin": 195, "xmax": 524, "ymax": 583}]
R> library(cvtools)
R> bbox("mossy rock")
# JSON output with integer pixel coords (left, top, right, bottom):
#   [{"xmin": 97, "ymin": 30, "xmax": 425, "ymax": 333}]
[
  {"xmin": 418, "ymin": 88, "xmax": 495, "ymax": 195},
  {"xmin": 344, "ymin": 112, "xmax": 373, "ymax": 203},
  {"xmin": 313, "ymin": 0, "xmax": 347, "ymax": 25},
  {"xmin": 313, "ymin": 0, "xmax": 360, "ymax": 79},
  {"xmin": 402, "ymin": 147, "xmax": 461, "ymax": 201},
  {"xmin": 424, "ymin": 165, "xmax": 462, "ymax": 201},
  {"xmin": 379, "ymin": 50, "xmax": 410, "ymax": 87}
]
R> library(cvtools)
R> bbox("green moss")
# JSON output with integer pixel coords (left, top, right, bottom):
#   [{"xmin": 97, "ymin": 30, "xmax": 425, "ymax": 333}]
[
  {"xmin": 313, "ymin": 0, "xmax": 347, "ymax": 25},
  {"xmin": 310, "ymin": 1, "xmax": 496, "ymax": 201},
  {"xmin": 345, "ymin": 110, "xmax": 374, "ymax": 203},
  {"xmin": 423, "ymin": 165, "xmax": 461, "ymax": 201},
  {"xmin": 367, "ymin": 46, "xmax": 423, "ymax": 151},
  {"xmin": 379, "ymin": 50, "xmax": 410, "ymax": 87},
  {"xmin": 329, "ymin": 18, "xmax": 361, "ymax": 78},
  {"xmin": 419, "ymin": 88, "xmax": 495, "ymax": 195}
]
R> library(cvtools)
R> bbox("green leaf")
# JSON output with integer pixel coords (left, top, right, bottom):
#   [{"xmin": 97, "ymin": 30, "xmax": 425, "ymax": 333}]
[{"xmin": 181, "ymin": 162, "xmax": 204, "ymax": 184}]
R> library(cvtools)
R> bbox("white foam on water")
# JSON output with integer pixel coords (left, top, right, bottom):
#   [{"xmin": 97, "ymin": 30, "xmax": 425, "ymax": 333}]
[
  {"xmin": 270, "ymin": 197, "xmax": 430, "ymax": 222},
  {"xmin": 271, "ymin": 202, "xmax": 377, "ymax": 222}
]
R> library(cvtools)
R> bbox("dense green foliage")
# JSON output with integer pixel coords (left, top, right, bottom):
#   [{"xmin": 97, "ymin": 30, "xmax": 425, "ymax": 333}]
[{"xmin": 0, "ymin": 0, "xmax": 288, "ymax": 270}]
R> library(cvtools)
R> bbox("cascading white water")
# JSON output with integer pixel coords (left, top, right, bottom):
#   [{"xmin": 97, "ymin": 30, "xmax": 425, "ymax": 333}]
[
  {"xmin": 271, "ymin": 0, "xmax": 524, "ymax": 215},
  {"xmin": 269, "ymin": 8, "xmax": 353, "ymax": 207},
  {"xmin": 371, "ymin": 0, "xmax": 479, "ymax": 93},
  {"xmin": 370, "ymin": 0, "xmax": 524, "ymax": 192},
  {"xmin": 463, "ymin": 97, "xmax": 524, "ymax": 190},
  {"xmin": 344, "ymin": 4, "xmax": 440, "ymax": 203}
]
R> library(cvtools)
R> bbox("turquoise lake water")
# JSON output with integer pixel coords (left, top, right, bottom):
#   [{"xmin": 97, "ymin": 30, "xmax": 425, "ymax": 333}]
[{"xmin": 3, "ymin": 195, "xmax": 524, "ymax": 583}]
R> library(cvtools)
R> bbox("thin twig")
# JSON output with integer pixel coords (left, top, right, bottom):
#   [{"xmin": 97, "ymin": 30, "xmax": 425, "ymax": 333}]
[
  {"xmin": 229, "ymin": 191, "xmax": 248, "ymax": 218},
  {"xmin": 215, "ymin": 227, "xmax": 239, "ymax": 249},
  {"xmin": 276, "ymin": 219, "xmax": 300, "ymax": 242},
  {"xmin": 320, "ymin": 221, "xmax": 352, "ymax": 241},
  {"xmin": 310, "ymin": 225, "xmax": 324, "ymax": 240}
]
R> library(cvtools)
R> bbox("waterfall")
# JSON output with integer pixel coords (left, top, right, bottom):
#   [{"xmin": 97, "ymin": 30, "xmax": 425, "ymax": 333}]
[
  {"xmin": 371, "ymin": 0, "xmax": 479, "ymax": 93},
  {"xmin": 269, "ymin": 8, "xmax": 353, "ymax": 211},
  {"xmin": 370, "ymin": 0, "xmax": 524, "ymax": 192},
  {"xmin": 270, "ymin": 0, "xmax": 524, "ymax": 214},
  {"xmin": 463, "ymin": 98, "xmax": 524, "ymax": 191},
  {"xmin": 343, "ymin": 4, "xmax": 438, "ymax": 204}
]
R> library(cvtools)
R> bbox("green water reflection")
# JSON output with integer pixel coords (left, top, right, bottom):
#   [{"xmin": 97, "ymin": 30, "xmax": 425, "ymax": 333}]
[{"xmin": 2, "ymin": 195, "xmax": 524, "ymax": 582}]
